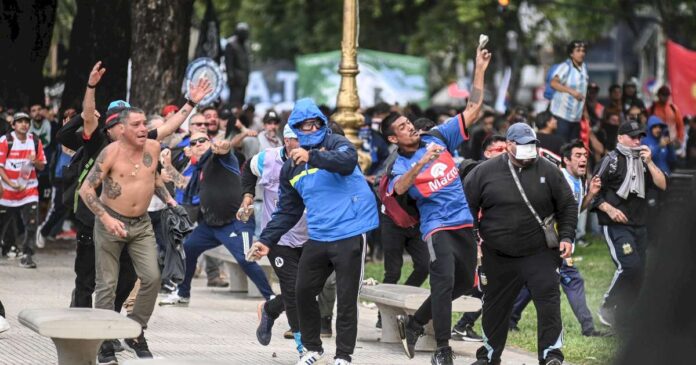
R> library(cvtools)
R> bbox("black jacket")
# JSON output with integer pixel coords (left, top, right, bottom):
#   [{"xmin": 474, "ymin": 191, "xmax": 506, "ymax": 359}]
[{"xmin": 464, "ymin": 154, "xmax": 578, "ymax": 257}]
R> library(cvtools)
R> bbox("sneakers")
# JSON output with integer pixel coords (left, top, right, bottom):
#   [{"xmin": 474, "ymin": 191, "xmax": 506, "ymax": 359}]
[
  {"xmin": 396, "ymin": 314, "xmax": 423, "ymax": 359},
  {"xmin": 576, "ymin": 239, "xmax": 590, "ymax": 248},
  {"xmin": 452, "ymin": 323, "xmax": 483, "ymax": 342},
  {"xmin": 159, "ymin": 280, "xmax": 176, "ymax": 295},
  {"xmin": 320, "ymin": 316, "xmax": 332, "ymax": 338},
  {"xmin": 284, "ymin": 329, "xmax": 294, "ymax": 339},
  {"xmin": 432, "ymin": 346, "xmax": 455, "ymax": 365},
  {"xmin": 158, "ymin": 293, "xmax": 189, "ymax": 306},
  {"xmin": 36, "ymin": 231, "xmax": 47, "ymax": 248},
  {"xmin": 207, "ymin": 277, "xmax": 230, "ymax": 288},
  {"xmin": 98, "ymin": 340, "xmax": 118, "ymax": 365},
  {"xmin": 295, "ymin": 350, "xmax": 324, "ymax": 365},
  {"xmin": 19, "ymin": 255, "xmax": 37, "ymax": 269},
  {"xmin": 0, "ymin": 315, "xmax": 10, "ymax": 333},
  {"xmin": 109, "ymin": 339, "xmax": 124, "ymax": 352},
  {"xmin": 334, "ymin": 358, "xmax": 351, "ymax": 365},
  {"xmin": 256, "ymin": 302, "xmax": 275, "ymax": 346},
  {"xmin": 545, "ymin": 357, "xmax": 563, "ymax": 365},
  {"xmin": 598, "ymin": 305, "xmax": 615, "ymax": 327},
  {"xmin": 583, "ymin": 329, "xmax": 613, "ymax": 337},
  {"xmin": 124, "ymin": 332, "xmax": 153, "ymax": 358}
]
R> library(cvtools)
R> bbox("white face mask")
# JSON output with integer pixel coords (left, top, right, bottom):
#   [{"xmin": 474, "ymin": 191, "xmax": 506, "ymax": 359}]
[{"xmin": 515, "ymin": 143, "xmax": 538, "ymax": 160}]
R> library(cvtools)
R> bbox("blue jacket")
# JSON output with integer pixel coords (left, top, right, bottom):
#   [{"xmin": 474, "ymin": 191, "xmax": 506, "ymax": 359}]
[
  {"xmin": 641, "ymin": 116, "xmax": 676, "ymax": 175},
  {"xmin": 258, "ymin": 98, "xmax": 379, "ymax": 244}
]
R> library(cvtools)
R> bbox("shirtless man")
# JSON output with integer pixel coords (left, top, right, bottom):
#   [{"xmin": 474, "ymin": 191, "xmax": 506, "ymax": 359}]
[{"xmin": 79, "ymin": 107, "xmax": 176, "ymax": 363}]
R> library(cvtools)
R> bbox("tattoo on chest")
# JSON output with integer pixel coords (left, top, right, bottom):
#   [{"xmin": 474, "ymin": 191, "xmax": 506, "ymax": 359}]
[
  {"xmin": 103, "ymin": 176, "xmax": 122, "ymax": 199},
  {"xmin": 143, "ymin": 152, "xmax": 153, "ymax": 168}
]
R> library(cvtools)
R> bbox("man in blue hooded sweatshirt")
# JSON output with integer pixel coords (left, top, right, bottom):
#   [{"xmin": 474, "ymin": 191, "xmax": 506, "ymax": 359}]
[
  {"xmin": 641, "ymin": 115, "xmax": 676, "ymax": 175},
  {"xmin": 249, "ymin": 98, "xmax": 379, "ymax": 365}
]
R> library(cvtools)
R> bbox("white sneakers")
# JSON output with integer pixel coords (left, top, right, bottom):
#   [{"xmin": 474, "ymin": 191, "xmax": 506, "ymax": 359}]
[
  {"xmin": 36, "ymin": 231, "xmax": 46, "ymax": 249},
  {"xmin": 296, "ymin": 351, "xmax": 324, "ymax": 365},
  {"xmin": 294, "ymin": 351, "xmax": 351, "ymax": 365},
  {"xmin": 0, "ymin": 315, "xmax": 10, "ymax": 333}
]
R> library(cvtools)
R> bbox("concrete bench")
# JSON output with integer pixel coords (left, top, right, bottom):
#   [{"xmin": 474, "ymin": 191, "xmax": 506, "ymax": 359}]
[
  {"xmin": 360, "ymin": 283, "xmax": 481, "ymax": 351},
  {"xmin": 18, "ymin": 308, "xmax": 141, "ymax": 365},
  {"xmin": 203, "ymin": 246, "xmax": 275, "ymax": 298}
]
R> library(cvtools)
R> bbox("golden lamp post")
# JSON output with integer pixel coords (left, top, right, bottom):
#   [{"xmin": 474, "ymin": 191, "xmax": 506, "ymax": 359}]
[{"xmin": 331, "ymin": 0, "xmax": 372, "ymax": 172}]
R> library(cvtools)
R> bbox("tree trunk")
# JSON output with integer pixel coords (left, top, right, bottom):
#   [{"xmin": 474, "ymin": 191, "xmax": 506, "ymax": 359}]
[
  {"xmin": 0, "ymin": 0, "xmax": 57, "ymax": 108},
  {"xmin": 130, "ymin": 0, "xmax": 194, "ymax": 113},
  {"xmin": 61, "ymin": 0, "xmax": 131, "ymax": 114}
]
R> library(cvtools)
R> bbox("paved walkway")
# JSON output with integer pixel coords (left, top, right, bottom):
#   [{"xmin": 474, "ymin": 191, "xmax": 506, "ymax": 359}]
[{"xmin": 0, "ymin": 242, "xmax": 539, "ymax": 364}]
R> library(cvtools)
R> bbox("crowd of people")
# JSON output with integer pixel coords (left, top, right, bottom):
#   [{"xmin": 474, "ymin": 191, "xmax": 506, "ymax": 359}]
[{"xmin": 0, "ymin": 39, "xmax": 687, "ymax": 365}]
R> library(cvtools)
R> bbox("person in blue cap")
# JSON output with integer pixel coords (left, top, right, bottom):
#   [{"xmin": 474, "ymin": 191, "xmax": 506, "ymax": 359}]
[
  {"xmin": 248, "ymin": 98, "xmax": 378, "ymax": 365},
  {"xmin": 464, "ymin": 122, "xmax": 578, "ymax": 365}
]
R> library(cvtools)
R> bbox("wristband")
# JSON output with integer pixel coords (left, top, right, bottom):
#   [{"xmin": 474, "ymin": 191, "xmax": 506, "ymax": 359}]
[
  {"xmin": 185, "ymin": 99, "xmax": 197, "ymax": 108},
  {"xmin": 87, "ymin": 83, "xmax": 97, "ymax": 89}
]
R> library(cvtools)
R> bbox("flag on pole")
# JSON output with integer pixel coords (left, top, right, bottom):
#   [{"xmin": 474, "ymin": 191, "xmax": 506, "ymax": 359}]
[{"xmin": 667, "ymin": 40, "xmax": 696, "ymax": 116}]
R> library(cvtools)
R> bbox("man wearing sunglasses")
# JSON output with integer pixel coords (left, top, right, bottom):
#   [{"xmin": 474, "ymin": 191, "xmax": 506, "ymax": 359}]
[
  {"xmin": 550, "ymin": 40, "xmax": 589, "ymax": 143},
  {"xmin": 592, "ymin": 121, "xmax": 666, "ymax": 328},
  {"xmin": 248, "ymin": 98, "xmax": 378, "ymax": 365}
]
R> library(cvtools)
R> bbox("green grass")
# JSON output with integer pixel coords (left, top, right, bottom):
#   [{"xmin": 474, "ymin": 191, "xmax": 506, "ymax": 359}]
[{"xmin": 363, "ymin": 236, "xmax": 619, "ymax": 365}]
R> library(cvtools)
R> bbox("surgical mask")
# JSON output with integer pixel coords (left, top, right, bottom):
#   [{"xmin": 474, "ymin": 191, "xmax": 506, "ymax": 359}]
[{"xmin": 515, "ymin": 143, "xmax": 538, "ymax": 160}]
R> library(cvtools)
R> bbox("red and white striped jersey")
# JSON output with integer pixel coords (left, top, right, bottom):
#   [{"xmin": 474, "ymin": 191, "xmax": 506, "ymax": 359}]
[{"xmin": 0, "ymin": 132, "xmax": 46, "ymax": 207}]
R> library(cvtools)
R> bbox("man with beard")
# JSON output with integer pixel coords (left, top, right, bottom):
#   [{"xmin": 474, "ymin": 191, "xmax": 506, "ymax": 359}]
[
  {"xmin": 465, "ymin": 122, "xmax": 578, "ymax": 365},
  {"xmin": 201, "ymin": 106, "xmax": 222, "ymax": 141}
]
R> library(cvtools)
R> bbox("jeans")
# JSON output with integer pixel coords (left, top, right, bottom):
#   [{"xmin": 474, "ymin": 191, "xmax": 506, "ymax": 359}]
[
  {"xmin": 554, "ymin": 115, "xmax": 580, "ymax": 143},
  {"xmin": 178, "ymin": 219, "xmax": 273, "ymax": 299},
  {"xmin": 0, "ymin": 203, "xmax": 38, "ymax": 256}
]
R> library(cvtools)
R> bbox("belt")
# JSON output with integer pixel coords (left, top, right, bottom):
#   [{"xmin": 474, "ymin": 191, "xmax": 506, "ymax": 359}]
[{"xmin": 104, "ymin": 205, "xmax": 148, "ymax": 225}]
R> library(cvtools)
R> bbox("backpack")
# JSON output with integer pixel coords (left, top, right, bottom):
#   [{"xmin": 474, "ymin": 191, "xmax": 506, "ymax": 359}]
[
  {"xmin": 5, "ymin": 131, "xmax": 40, "ymax": 155},
  {"xmin": 543, "ymin": 60, "xmax": 571, "ymax": 100},
  {"xmin": 377, "ymin": 129, "xmax": 447, "ymax": 229}
]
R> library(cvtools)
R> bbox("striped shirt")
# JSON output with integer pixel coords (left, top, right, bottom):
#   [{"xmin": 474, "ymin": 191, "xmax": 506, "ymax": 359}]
[
  {"xmin": 0, "ymin": 132, "xmax": 46, "ymax": 207},
  {"xmin": 550, "ymin": 60, "xmax": 588, "ymax": 122}
]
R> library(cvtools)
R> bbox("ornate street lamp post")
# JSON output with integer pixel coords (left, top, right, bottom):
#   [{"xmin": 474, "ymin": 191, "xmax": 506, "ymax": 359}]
[{"xmin": 331, "ymin": 0, "xmax": 371, "ymax": 172}]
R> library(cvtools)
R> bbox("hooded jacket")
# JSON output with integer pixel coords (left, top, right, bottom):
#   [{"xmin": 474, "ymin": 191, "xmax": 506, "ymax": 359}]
[
  {"xmin": 641, "ymin": 116, "xmax": 676, "ymax": 175},
  {"xmin": 258, "ymin": 98, "xmax": 378, "ymax": 244}
]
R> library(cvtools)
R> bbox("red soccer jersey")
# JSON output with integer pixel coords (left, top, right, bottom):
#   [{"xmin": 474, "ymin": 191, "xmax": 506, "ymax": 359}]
[{"xmin": 0, "ymin": 132, "xmax": 46, "ymax": 207}]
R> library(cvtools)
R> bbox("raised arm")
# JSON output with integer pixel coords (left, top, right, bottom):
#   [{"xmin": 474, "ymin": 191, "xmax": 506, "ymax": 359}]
[
  {"xmin": 160, "ymin": 149, "xmax": 190, "ymax": 189},
  {"xmin": 155, "ymin": 78, "xmax": 213, "ymax": 140},
  {"xmin": 78, "ymin": 146, "xmax": 127, "ymax": 237},
  {"xmin": 461, "ymin": 45, "xmax": 492, "ymax": 129},
  {"xmin": 305, "ymin": 135, "xmax": 358, "ymax": 175},
  {"xmin": 82, "ymin": 61, "xmax": 106, "ymax": 138}
]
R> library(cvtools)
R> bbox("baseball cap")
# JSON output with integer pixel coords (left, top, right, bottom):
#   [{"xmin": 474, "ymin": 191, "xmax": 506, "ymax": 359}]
[
  {"xmin": 618, "ymin": 121, "xmax": 646, "ymax": 137},
  {"xmin": 104, "ymin": 100, "xmax": 131, "ymax": 130},
  {"xmin": 13, "ymin": 112, "xmax": 30, "ymax": 122},
  {"xmin": 161, "ymin": 104, "xmax": 179, "ymax": 116},
  {"xmin": 263, "ymin": 110, "xmax": 281, "ymax": 124},
  {"xmin": 283, "ymin": 124, "xmax": 297, "ymax": 139},
  {"xmin": 108, "ymin": 100, "xmax": 130, "ymax": 111},
  {"xmin": 506, "ymin": 123, "xmax": 538, "ymax": 144}
]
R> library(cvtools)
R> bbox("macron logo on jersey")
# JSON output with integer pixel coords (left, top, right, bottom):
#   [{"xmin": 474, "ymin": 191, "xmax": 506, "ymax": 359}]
[{"xmin": 414, "ymin": 152, "xmax": 459, "ymax": 198}]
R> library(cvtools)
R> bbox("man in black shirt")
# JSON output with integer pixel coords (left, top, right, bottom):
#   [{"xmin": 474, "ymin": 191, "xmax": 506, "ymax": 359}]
[
  {"xmin": 593, "ymin": 120, "xmax": 666, "ymax": 328},
  {"xmin": 464, "ymin": 123, "xmax": 577, "ymax": 365},
  {"xmin": 535, "ymin": 111, "xmax": 565, "ymax": 156},
  {"xmin": 162, "ymin": 136, "xmax": 274, "ymax": 306}
]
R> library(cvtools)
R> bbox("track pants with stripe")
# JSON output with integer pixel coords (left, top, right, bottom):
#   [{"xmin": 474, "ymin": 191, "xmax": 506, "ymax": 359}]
[
  {"xmin": 601, "ymin": 225, "xmax": 648, "ymax": 311},
  {"xmin": 477, "ymin": 245, "xmax": 563, "ymax": 364},
  {"xmin": 413, "ymin": 228, "xmax": 477, "ymax": 347},
  {"xmin": 177, "ymin": 219, "xmax": 273, "ymax": 299},
  {"xmin": 295, "ymin": 234, "xmax": 365, "ymax": 362}
]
